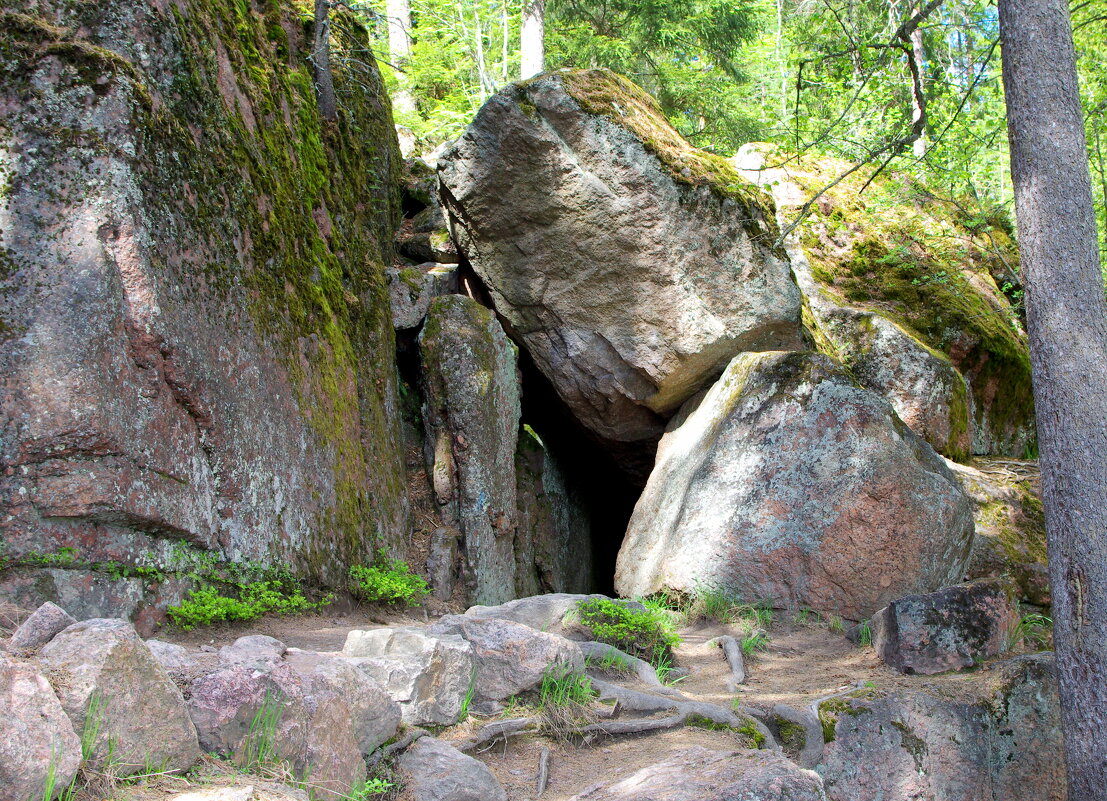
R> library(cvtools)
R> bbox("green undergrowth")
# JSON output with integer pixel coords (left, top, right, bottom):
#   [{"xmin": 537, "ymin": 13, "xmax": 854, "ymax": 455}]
[
  {"xmin": 553, "ymin": 69, "xmax": 779, "ymax": 244},
  {"xmin": 348, "ymin": 550, "xmax": 431, "ymax": 606},
  {"xmin": 572, "ymin": 597, "xmax": 681, "ymax": 669}
]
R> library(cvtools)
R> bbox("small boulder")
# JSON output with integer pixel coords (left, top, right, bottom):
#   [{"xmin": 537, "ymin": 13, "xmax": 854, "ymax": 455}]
[
  {"xmin": 0, "ymin": 655, "xmax": 82, "ymax": 801},
  {"xmin": 341, "ymin": 627, "xmax": 474, "ymax": 726},
  {"xmin": 9, "ymin": 602, "xmax": 76, "ymax": 652},
  {"xmin": 387, "ymin": 263, "xmax": 459, "ymax": 330},
  {"xmin": 568, "ymin": 746, "xmax": 826, "ymax": 800},
  {"xmin": 397, "ymin": 736, "xmax": 507, "ymax": 801},
  {"xmin": 870, "ymin": 579, "xmax": 1020, "ymax": 674},
  {"xmin": 615, "ymin": 351, "xmax": 976, "ymax": 620},
  {"xmin": 187, "ymin": 637, "xmax": 400, "ymax": 795},
  {"xmin": 428, "ymin": 615, "xmax": 583, "ymax": 702},
  {"xmin": 38, "ymin": 618, "xmax": 200, "ymax": 776}
]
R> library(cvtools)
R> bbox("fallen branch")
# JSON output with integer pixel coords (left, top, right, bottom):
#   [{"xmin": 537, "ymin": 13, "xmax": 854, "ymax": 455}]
[
  {"xmin": 708, "ymin": 635, "xmax": 747, "ymax": 690},
  {"xmin": 536, "ymin": 746, "xmax": 550, "ymax": 797}
]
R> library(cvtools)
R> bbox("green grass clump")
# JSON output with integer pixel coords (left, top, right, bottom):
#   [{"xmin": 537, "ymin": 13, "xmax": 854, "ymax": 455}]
[
  {"xmin": 540, "ymin": 663, "xmax": 595, "ymax": 708},
  {"xmin": 238, "ymin": 691, "xmax": 284, "ymax": 771},
  {"xmin": 1009, "ymin": 609, "xmax": 1053, "ymax": 651},
  {"xmin": 574, "ymin": 597, "xmax": 681, "ymax": 668},
  {"xmin": 348, "ymin": 550, "xmax": 430, "ymax": 606}
]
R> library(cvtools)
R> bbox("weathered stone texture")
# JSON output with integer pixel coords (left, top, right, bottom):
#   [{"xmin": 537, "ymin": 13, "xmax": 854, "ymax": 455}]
[{"xmin": 0, "ymin": 0, "xmax": 407, "ymax": 615}]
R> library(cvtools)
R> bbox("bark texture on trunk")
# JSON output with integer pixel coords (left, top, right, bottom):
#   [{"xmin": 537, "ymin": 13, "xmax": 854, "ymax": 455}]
[
  {"xmin": 520, "ymin": 0, "xmax": 545, "ymax": 79},
  {"xmin": 1000, "ymin": 1, "xmax": 1107, "ymax": 797},
  {"xmin": 313, "ymin": 0, "xmax": 337, "ymax": 121}
]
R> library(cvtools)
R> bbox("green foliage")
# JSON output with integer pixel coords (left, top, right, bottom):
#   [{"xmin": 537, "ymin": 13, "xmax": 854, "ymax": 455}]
[
  {"xmin": 741, "ymin": 630, "xmax": 770, "ymax": 656},
  {"xmin": 574, "ymin": 597, "xmax": 681, "ymax": 668},
  {"xmin": 735, "ymin": 717, "xmax": 767, "ymax": 748},
  {"xmin": 348, "ymin": 550, "xmax": 431, "ymax": 605},
  {"xmin": 238, "ymin": 691, "xmax": 285, "ymax": 771},
  {"xmin": 857, "ymin": 621, "xmax": 873, "ymax": 648},
  {"xmin": 346, "ymin": 777, "xmax": 396, "ymax": 800},
  {"xmin": 585, "ymin": 649, "xmax": 633, "ymax": 675},
  {"xmin": 539, "ymin": 663, "xmax": 595, "ymax": 708},
  {"xmin": 1009, "ymin": 609, "xmax": 1053, "ymax": 651},
  {"xmin": 458, "ymin": 670, "xmax": 477, "ymax": 722}
]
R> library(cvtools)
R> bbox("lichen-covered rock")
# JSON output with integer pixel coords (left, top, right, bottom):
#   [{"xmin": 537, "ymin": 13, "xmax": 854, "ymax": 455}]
[
  {"xmin": 38, "ymin": 618, "xmax": 200, "ymax": 775},
  {"xmin": 398, "ymin": 737, "xmax": 507, "ymax": 801},
  {"xmin": 734, "ymin": 144, "xmax": 1034, "ymax": 458},
  {"xmin": 870, "ymin": 579, "xmax": 1019, "ymax": 675},
  {"xmin": 568, "ymin": 746, "xmax": 827, "ymax": 801},
  {"xmin": 821, "ymin": 654, "xmax": 1065, "ymax": 801},
  {"xmin": 951, "ymin": 459, "xmax": 1049, "ymax": 604},
  {"xmin": 514, "ymin": 429, "xmax": 594, "ymax": 596},
  {"xmin": 341, "ymin": 627, "xmax": 474, "ymax": 726},
  {"xmin": 438, "ymin": 69, "xmax": 804, "ymax": 454},
  {"xmin": 0, "ymin": 0, "xmax": 407, "ymax": 618},
  {"xmin": 464, "ymin": 592, "xmax": 609, "ymax": 636},
  {"xmin": 8, "ymin": 601, "xmax": 75, "ymax": 652},
  {"xmin": 0, "ymin": 654, "xmax": 82, "ymax": 801},
  {"xmin": 615, "ymin": 351, "xmax": 975, "ymax": 620},
  {"xmin": 186, "ymin": 638, "xmax": 400, "ymax": 795},
  {"xmin": 428, "ymin": 615, "xmax": 583, "ymax": 703},
  {"xmin": 419, "ymin": 295, "xmax": 521, "ymax": 606},
  {"xmin": 387, "ymin": 263, "xmax": 459, "ymax": 330}
]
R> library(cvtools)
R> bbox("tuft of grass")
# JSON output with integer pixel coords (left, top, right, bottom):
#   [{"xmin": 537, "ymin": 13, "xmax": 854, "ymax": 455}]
[
  {"xmin": 1009, "ymin": 609, "xmax": 1053, "ymax": 651},
  {"xmin": 538, "ymin": 663, "xmax": 596, "ymax": 741},
  {"xmin": 238, "ymin": 690, "xmax": 284, "ymax": 771},
  {"xmin": 857, "ymin": 621, "xmax": 873, "ymax": 648},
  {"xmin": 741, "ymin": 631, "xmax": 770, "ymax": 656},
  {"xmin": 575, "ymin": 598, "xmax": 681, "ymax": 669},
  {"xmin": 346, "ymin": 776, "xmax": 396, "ymax": 800},
  {"xmin": 827, "ymin": 615, "xmax": 845, "ymax": 634},
  {"xmin": 584, "ymin": 650, "xmax": 633, "ymax": 675},
  {"xmin": 348, "ymin": 550, "xmax": 430, "ymax": 606},
  {"xmin": 458, "ymin": 671, "xmax": 476, "ymax": 723}
]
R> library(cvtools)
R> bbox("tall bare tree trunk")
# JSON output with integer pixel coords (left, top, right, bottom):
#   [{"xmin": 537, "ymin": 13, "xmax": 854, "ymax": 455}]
[
  {"xmin": 312, "ymin": 0, "xmax": 337, "ymax": 122},
  {"xmin": 520, "ymin": 0, "xmax": 545, "ymax": 79},
  {"xmin": 1000, "ymin": 1, "xmax": 1107, "ymax": 797},
  {"xmin": 387, "ymin": 0, "xmax": 416, "ymax": 115},
  {"xmin": 910, "ymin": 3, "xmax": 927, "ymax": 159}
]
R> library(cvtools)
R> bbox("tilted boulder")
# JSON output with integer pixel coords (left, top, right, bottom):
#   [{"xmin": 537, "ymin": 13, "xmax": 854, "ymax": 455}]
[
  {"xmin": 341, "ymin": 627, "xmax": 474, "ymax": 726},
  {"xmin": 428, "ymin": 615, "xmax": 583, "ymax": 703},
  {"xmin": 567, "ymin": 746, "xmax": 826, "ymax": 801},
  {"xmin": 386, "ymin": 263, "xmax": 460, "ymax": 330},
  {"xmin": 0, "ymin": 655, "xmax": 82, "ymax": 801},
  {"xmin": 398, "ymin": 736, "xmax": 507, "ymax": 801},
  {"xmin": 186, "ymin": 637, "xmax": 400, "ymax": 795},
  {"xmin": 38, "ymin": 619, "xmax": 200, "ymax": 775},
  {"xmin": 9, "ymin": 602, "xmax": 76, "ymax": 653},
  {"xmin": 821, "ymin": 654, "xmax": 1065, "ymax": 801},
  {"xmin": 615, "ymin": 351, "xmax": 975, "ymax": 620},
  {"xmin": 419, "ymin": 295, "xmax": 521, "ymax": 605},
  {"xmin": 870, "ymin": 579, "xmax": 1019, "ymax": 675},
  {"xmin": 439, "ymin": 69, "xmax": 804, "ymax": 454}
]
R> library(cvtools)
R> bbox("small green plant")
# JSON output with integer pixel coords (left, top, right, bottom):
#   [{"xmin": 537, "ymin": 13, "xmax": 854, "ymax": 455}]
[
  {"xmin": 1009, "ymin": 610, "xmax": 1053, "ymax": 651},
  {"xmin": 347, "ymin": 777, "xmax": 395, "ymax": 799},
  {"xmin": 80, "ymin": 691, "xmax": 107, "ymax": 762},
  {"xmin": 238, "ymin": 691, "xmax": 284, "ymax": 771},
  {"xmin": 585, "ymin": 649, "xmax": 632, "ymax": 675},
  {"xmin": 735, "ymin": 718, "xmax": 767, "ymax": 748},
  {"xmin": 458, "ymin": 671, "xmax": 476, "ymax": 722},
  {"xmin": 348, "ymin": 550, "xmax": 430, "ymax": 606},
  {"xmin": 167, "ymin": 581, "xmax": 327, "ymax": 630},
  {"xmin": 827, "ymin": 615, "xmax": 845, "ymax": 634},
  {"xmin": 574, "ymin": 597, "xmax": 681, "ymax": 668},
  {"xmin": 540, "ymin": 663, "xmax": 594, "ymax": 708},
  {"xmin": 741, "ymin": 630, "xmax": 770, "ymax": 656},
  {"xmin": 857, "ymin": 621, "xmax": 873, "ymax": 647}
]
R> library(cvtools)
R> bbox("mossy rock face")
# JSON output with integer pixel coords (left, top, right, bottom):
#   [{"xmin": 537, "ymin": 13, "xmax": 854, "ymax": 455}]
[
  {"xmin": 0, "ymin": 0, "xmax": 407, "ymax": 611},
  {"xmin": 734, "ymin": 144, "xmax": 1035, "ymax": 459},
  {"xmin": 438, "ymin": 69, "xmax": 804, "ymax": 465}
]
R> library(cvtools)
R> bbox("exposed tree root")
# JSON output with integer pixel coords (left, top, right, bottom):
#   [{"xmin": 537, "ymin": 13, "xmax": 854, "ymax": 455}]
[
  {"xmin": 456, "ymin": 717, "xmax": 540, "ymax": 753},
  {"xmin": 536, "ymin": 746, "xmax": 550, "ymax": 797},
  {"xmin": 579, "ymin": 641, "xmax": 684, "ymax": 697},
  {"xmin": 771, "ymin": 703, "xmax": 825, "ymax": 768},
  {"xmin": 708, "ymin": 635, "xmax": 747, "ymax": 690},
  {"xmin": 365, "ymin": 728, "xmax": 427, "ymax": 768}
]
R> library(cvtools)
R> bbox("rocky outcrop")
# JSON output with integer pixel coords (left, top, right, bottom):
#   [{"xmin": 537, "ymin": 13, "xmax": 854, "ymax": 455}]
[
  {"xmin": 185, "ymin": 636, "xmax": 400, "ymax": 795},
  {"xmin": 869, "ymin": 580, "xmax": 1019, "ymax": 674},
  {"xmin": 428, "ymin": 615, "xmax": 584, "ymax": 704},
  {"xmin": 0, "ymin": 655, "xmax": 82, "ymax": 801},
  {"xmin": 821, "ymin": 654, "xmax": 1065, "ymax": 801},
  {"xmin": 398, "ymin": 736, "xmax": 507, "ymax": 801},
  {"xmin": 419, "ymin": 295, "xmax": 521, "ymax": 605},
  {"xmin": 38, "ymin": 619, "xmax": 200, "ymax": 775},
  {"xmin": 734, "ymin": 144, "xmax": 1035, "ymax": 458},
  {"xmin": 438, "ymin": 69, "xmax": 804, "ymax": 455},
  {"xmin": 387, "ymin": 263, "xmax": 460, "ymax": 330},
  {"xmin": 952, "ymin": 459, "xmax": 1049, "ymax": 604},
  {"xmin": 341, "ymin": 627, "xmax": 475, "ymax": 726},
  {"xmin": 569, "ymin": 746, "xmax": 827, "ymax": 801},
  {"xmin": 0, "ymin": 0, "xmax": 408, "ymax": 618},
  {"xmin": 615, "ymin": 351, "xmax": 975, "ymax": 620}
]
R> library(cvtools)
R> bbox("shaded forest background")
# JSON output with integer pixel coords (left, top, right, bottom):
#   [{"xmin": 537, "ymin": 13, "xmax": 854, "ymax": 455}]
[{"xmin": 337, "ymin": 0, "xmax": 1107, "ymax": 276}]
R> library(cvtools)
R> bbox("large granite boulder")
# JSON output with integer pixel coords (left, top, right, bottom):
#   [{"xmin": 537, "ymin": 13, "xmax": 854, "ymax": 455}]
[
  {"xmin": 419, "ymin": 295, "xmax": 521, "ymax": 605},
  {"xmin": 568, "ymin": 746, "xmax": 826, "ymax": 801},
  {"xmin": 438, "ymin": 69, "xmax": 804, "ymax": 454},
  {"xmin": 341, "ymin": 627, "xmax": 475, "ymax": 726},
  {"xmin": 186, "ymin": 637, "xmax": 400, "ymax": 795},
  {"xmin": 397, "ymin": 737, "xmax": 507, "ymax": 801},
  {"xmin": 734, "ymin": 144, "xmax": 1035, "ymax": 458},
  {"xmin": 0, "ymin": 0, "xmax": 408, "ymax": 618},
  {"xmin": 38, "ymin": 619, "xmax": 200, "ymax": 775},
  {"xmin": 821, "ymin": 654, "xmax": 1065, "ymax": 801},
  {"xmin": 615, "ymin": 351, "xmax": 975, "ymax": 620},
  {"xmin": 0, "ymin": 655, "xmax": 82, "ymax": 801},
  {"xmin": 870, "ymin": 579, "xmax": 1019, "ymax": 674},
  {"xmin": 428, "ymin": 615, "xmax": 584, "ymax": 703}
]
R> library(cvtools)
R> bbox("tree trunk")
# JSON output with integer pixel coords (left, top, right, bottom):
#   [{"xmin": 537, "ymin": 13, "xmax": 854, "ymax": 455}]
[
  {"xmin": 1000, "ymin": 1, "xmax": 1107, "ymax": 797},
  {"xmin": 520, "ymin": 0, "xmax": 545, "ymax": 79},
  {"xmin": 910, "ymin": 5, "xmax": 926, "ymax": 158},
  {"xmin": 312, "ymin": 0, "xmax": 337, "ymax": 122},
  {"xmin": 386, "ymin": 0, "xmax": 416, "ymax": 115}
]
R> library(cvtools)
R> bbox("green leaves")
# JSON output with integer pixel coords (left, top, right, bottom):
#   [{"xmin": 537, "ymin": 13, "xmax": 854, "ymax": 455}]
[{"xmin": 348, "ymin": 550, "xmax": 431, "ymax": 605}]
